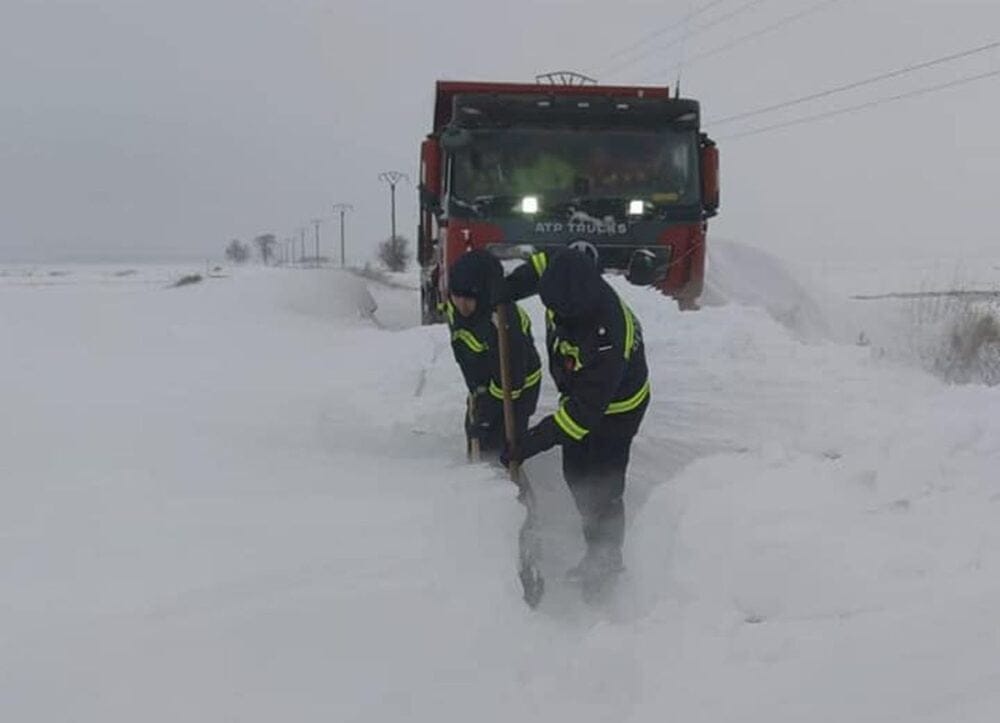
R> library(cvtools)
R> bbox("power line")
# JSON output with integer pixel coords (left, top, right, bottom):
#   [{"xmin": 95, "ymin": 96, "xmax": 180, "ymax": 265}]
[
  {"xmin": 719, "ymin": 67, "xmax": 1000, "ymax": 140},
  {"xmin": 604, "ymin": 0, "xmax": 769, "ymax": 79},
  {"xmin": 589, "ymin": 0, "xmax": 728, "ymax": 77},
  {"xmin": 640, "ymin": 0, "xmax": 843, "ymax": 84},
  {"xmin": 601, "ymin": 0, "xmax": 772, "ymax": 81},
  {"xmin": 709, "ymin": 38, "xmax": 1000, "ymax": 126}
]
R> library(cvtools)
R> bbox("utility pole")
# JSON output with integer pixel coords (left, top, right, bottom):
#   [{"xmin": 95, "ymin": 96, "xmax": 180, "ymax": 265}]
[
  {"xmin": 298, "ymin": 227, "xmax": 306, "ymax": 265},
  {"xmin": 331, "ymin": 203, "xmax": 353, "ymax": 268},
  {"xmin": 378, "ymin": 171, "xmax": 409, "ymax": 243},
  {"xmin": 311, "ymin": 218, "xmax": 322, "ymax": 268}
]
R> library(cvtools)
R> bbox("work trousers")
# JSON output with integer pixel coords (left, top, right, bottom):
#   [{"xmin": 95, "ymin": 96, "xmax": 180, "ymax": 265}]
[{"xmin": 561, "ymin": 432, "xmax": 634, "ymax": 553}]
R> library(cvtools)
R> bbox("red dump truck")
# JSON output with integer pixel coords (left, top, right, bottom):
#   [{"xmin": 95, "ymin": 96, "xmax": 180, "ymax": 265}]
[{"xmin": 417, "ymin": 77, "xmax": 719, "ymax": 324}]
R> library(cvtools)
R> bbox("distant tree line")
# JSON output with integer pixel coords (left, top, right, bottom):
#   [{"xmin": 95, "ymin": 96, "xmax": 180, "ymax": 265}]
[
  {"xmin": 223, "ymin": 235, "xmax": 277, "ymax": 265},
  {"xmin": 224, "ymin": 232, "xmax": 411, "ymax": 272}
]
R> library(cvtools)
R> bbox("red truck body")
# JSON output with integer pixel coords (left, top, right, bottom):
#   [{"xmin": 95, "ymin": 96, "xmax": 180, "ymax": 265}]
[{"xmin": 418, "ymin": 80, "xmax": 719, "ymax": 323}]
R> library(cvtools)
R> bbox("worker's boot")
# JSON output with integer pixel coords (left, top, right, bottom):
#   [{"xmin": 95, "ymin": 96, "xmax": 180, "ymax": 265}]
[
  {"xmin": 567, "ymin": 544, "xmax": 624, "ymax": 604},
  {"xmin": 566, "ymin": 544, "xmax": 624, "ymax": 583}
]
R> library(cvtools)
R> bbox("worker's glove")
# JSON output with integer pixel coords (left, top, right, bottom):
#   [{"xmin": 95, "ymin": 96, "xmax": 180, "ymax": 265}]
[
  {"xmin": 499, "ymin": 444, "xmax": 514, "ymax": 470},
  {"xmin": 467, "ymin": 419, "xmax": 491, "ymax": 443},
  {"xmin": 521, "ymin": 417, "xmax": 559, "ymax": 460},
  {"xmin": 502, "ymin": 417, "xmax": 558, "ymax": 468},
  {"xmin": 466, "ymin": 387, "xmax": 495, "ymax": 441}
]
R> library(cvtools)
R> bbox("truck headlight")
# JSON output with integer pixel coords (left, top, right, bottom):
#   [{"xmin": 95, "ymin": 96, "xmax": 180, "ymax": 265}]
[
  {"xmin": 628, "ymin": 199, "xmax": 645, "ymax": 216},
  {"xmin": 520, "ymin": 196, "xmax": 539, "ymax": 214}
]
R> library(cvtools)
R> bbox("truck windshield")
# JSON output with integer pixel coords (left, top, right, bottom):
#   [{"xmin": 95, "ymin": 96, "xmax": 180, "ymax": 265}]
[{"xmin": 450, "ymin": 128, "xmax": 699, "ymax": 211}]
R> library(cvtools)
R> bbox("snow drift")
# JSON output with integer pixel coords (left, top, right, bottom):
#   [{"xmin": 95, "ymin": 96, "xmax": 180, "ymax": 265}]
[{"xmin": 2, "ymin": 259, "xmax": 1000, "ymax": 722}]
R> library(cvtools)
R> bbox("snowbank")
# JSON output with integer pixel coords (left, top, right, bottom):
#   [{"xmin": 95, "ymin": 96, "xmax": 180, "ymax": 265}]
[
  {"xmin": 706, "ymin": 238, "xmax": 1000, "ymax": 386},
  {"xmin": 2, "ymin": 259, "xmax": 999, "ymax": 722}
]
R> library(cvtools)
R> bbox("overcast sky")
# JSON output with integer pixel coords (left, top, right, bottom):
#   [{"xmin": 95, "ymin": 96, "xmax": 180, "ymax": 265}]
[{"xmin": 1, "ymin": 0, "xmax": 998, "ymax": 265}]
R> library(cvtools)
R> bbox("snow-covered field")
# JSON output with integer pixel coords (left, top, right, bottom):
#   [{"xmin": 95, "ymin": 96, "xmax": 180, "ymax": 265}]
[{"xmin": 2, "ymin": 249, "xmax": 1000, "ymax": 722}]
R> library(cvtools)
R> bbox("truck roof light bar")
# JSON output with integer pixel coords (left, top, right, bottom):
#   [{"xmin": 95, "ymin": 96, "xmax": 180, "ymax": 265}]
[{"xmin": 451, "ymin": 94, "xmax": 700, "ymax": 129}]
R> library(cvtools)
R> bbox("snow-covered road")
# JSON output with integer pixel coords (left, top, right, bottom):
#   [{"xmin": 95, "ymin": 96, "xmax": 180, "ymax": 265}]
[{"xmin": 2, "ymin": 255, "xmax": 999, "ymax": 722}]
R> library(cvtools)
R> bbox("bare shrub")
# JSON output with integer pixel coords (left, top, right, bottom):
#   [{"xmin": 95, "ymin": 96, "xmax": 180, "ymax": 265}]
[
  {"xmin": 903, "ymin": 289, "xmax": 1000, "ymax": 386},
  {"xmin": 170, "ymin": 274, "xmax": 203, "ymax": 288},
  {"xmin": 225, "ymin": 239, "xmax": 250, "ymax": 264},
  {"xmin": 253, "ymin": 234, "xmax": 278, "ymax": 265},
  {"xmin": 934, "ymin": 305, "xmax": 1000, "ymax": 385},
  {"xmin": 377, "ymin": 236, "xmax": 410, "ymax": 272}
]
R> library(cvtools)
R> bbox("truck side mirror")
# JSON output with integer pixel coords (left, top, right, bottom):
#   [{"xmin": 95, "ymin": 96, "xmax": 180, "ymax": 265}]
[
  {"xmin": 419, "ymin": 138, "xmax": 443, "ymax": 266},
  {"xmin": 420, "ymin": 138, "xmax": 442, "ymax": 214},
  {"xmin": 626, "ymin": 250, "xmax": 658, "ymax": 286},
  {"xmin": 700, "ymin": 134, "xmax": 720, "ymax": 218}
]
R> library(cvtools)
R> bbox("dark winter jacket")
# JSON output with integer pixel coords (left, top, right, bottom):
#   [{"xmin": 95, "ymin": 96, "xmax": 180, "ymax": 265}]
[
  {"xmin": 507, "ymin": 249, "xmax": 649, "ymax": 454},
  {"xmin": 445, "ymin": 250, "xmax": 542, "ymax": 435}
]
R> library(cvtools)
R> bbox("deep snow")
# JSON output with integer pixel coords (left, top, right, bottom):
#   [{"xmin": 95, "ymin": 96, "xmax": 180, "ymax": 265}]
[{"xmin": 2, "ymin": 250, "xmax": 1000, "ymax": 722}]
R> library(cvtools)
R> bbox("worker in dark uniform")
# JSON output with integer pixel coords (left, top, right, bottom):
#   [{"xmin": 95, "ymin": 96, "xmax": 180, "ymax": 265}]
[
  {"xmin": 503, "ymin": 249, "xmax": 650, "ymax": 586},
  {"xmin": 444, "ymin": 249, "xmax": 542, "ymax": 460}
]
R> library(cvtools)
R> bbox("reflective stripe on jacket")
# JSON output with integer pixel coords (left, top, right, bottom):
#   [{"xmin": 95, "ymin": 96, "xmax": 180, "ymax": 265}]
[{"xmin": 508, "ymin": 250, "xmax": 650, "ymax": 442}]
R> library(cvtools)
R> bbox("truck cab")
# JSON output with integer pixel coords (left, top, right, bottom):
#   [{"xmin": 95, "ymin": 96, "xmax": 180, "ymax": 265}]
[{"xmin": 418, "ymin": 80, "xmax": 719, "ymax": 324}]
